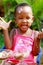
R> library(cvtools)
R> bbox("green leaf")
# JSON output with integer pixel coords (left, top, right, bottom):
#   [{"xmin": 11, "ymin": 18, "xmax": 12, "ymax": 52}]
[{"xmin": 15, "ymin": 0, "xmax": 28, "ymax": 4}]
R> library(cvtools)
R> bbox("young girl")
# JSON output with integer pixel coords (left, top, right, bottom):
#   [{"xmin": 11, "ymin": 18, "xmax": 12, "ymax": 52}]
[{"xmin": 0, "ymin": 3, "xmax": 43, "ymax": 65}]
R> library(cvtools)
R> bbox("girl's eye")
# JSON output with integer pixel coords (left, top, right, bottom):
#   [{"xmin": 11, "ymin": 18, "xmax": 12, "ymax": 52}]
[
  {"xmin": 26, "ymin": 17, "xmax": 30, "ymax": 19},
  {"xmin": 19, "ymin": 18, "xmax": 23, "ymax": 19}
]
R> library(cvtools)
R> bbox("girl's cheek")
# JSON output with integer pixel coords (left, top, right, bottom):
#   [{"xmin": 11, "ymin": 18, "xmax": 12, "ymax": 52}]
[
  {"xmin": 28, "ymin": 19, "xmax": 33, "ymax": 26},
  {"xmin": 28, "ymin": 19, "xmax": 33, "ymax": 23}
]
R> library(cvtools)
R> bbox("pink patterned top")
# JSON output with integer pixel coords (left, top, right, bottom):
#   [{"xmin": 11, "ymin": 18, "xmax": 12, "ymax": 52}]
[{"xmin": 11, "ymin": 29, "xmax": 36, "ymax": 63}]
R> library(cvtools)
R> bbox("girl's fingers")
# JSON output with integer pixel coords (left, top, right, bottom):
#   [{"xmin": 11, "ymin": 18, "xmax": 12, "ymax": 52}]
[
  {"xmin": 0, "ymin": 17, "xmax": 12, "ymax": 25},
  {"xmin": 8, "ymin": 20, "xmax": 12, "ymax": 25},
  {"xmin": 0, "ymin": 21, "xmax": 3, "ymax": 25},
  {"xmin": 41, "ymin": 29, "xmax": 43, "ymax": 31},
  {"xmin": 0, "ymin": 25, "xmax": 2, "ymax": 28},
  {"xmin": 0, "ymin": 17, "xmax": 5, "ymax": 22},
  {"xmin": 0, "ymin": 20, "xmax": 2, "ymax": 24},
  {"xmin": 0, "ymin": 25, "xmax": 1, "ymax": 27}
]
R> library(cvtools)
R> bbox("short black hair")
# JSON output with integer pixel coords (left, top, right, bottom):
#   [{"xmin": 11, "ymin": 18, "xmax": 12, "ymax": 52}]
[{"xmin": 14, "ymin": 3, "xmax": 31, "ymax": 16}]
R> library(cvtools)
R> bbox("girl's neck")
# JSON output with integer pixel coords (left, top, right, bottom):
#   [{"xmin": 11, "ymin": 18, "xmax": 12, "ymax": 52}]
[{"xmin": 17, "ymin": 28, "xmax": 32, "ymax": 36}]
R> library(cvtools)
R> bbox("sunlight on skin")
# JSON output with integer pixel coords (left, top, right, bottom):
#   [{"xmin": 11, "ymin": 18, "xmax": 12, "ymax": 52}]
[
  {"xmin": 17, "ymin": 6, "xmax": 33, "ymax": 15},
  {"xmin": 0, "ymin": 17, "xmax": 12, "ymax": 30}
]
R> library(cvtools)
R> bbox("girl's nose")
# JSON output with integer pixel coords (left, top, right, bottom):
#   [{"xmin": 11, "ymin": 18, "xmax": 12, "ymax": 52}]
[{"xmin": 22, "ymin": 19, "xmax": 27, "ymax": 23}]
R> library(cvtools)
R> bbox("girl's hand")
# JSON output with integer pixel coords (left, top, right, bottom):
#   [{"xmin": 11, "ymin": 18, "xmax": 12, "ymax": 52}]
[
  {"xmin": 14, "ymin": 53, "xmax": 24, "ymax": 60},
  {"xmin": 38, "ymin": 29, "xmax": 43, "ymax": 39},
  {"xmin": 41, "ymin": 29, "xmax": 43, "ymax": 38},
  {"xmin": 0, "ymin": 17, "xmax": 12, "ymax": 30}
]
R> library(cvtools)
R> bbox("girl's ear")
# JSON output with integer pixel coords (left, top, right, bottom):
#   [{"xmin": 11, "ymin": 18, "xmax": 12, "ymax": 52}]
[
  {"xmin": 32, "ymin": 16, "xmax": 34, "ymax": 20},
  {"xmin": 14, "ymin": 17, "xmax": 17, "ymax": 24}
]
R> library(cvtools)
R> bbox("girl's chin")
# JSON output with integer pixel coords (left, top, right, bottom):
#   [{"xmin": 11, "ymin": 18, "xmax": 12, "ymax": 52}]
[{"xmin": 20, "ymin": 28, "xmax": 28, "ymax": 33}]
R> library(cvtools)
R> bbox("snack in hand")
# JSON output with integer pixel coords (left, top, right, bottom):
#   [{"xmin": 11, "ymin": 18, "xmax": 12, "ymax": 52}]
[{"xmin": 0, "ymin": 50, "xmax": 13, "ymax": 59}]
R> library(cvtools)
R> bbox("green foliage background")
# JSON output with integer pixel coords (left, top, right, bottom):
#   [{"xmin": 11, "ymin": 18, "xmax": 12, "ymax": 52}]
[{"xmin": 0, "ymin": 0, "xmax": 43, "ymax": 30}]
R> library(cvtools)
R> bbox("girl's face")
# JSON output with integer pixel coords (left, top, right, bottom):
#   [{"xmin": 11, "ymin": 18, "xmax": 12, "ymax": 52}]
[{"xmin": 15, "ymin": 6, "xmax": 34, "ymax": 33}]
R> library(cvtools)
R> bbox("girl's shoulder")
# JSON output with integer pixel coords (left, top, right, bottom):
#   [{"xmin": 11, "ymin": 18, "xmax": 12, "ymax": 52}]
[
  {"xmin": 28, "ymin": 29, "xmax": 39, "ymax": 37},
  {"xmin": 33, "ymin": 30, "xmax": 39, "ymax": 38},
  {"xmin": 10, "ymin": 28, "xmax": 16, "ymax": 36},
  {"xmin": 10, "ymin": 28, "xmax": 18, "ymax": 38}
]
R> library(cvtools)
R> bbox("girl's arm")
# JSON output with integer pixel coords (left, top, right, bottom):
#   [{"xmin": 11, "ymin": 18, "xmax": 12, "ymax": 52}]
[
  {"xmin": 0, "ymin": 17, "xmax": 12, "ymax": 49},
  {"xmin": 3, "ymin": 29, "xmax": 12, "ymax": 49},
  {"xmin": 3, "ymin": 28, "xmax": 16, "ymax": 49},
  {"xmin": 38, "ymin": 29, "xmax": 43, "ymax": 39},
  {"xmin": 32, "ymin": 31, "xmax": 40, "ymax": 56}
]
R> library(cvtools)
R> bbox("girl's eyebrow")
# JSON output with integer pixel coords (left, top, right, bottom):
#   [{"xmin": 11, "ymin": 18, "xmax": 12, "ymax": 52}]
[{"xmin": 27, "ymin": 14, "xmax": 33, "ymax": 17}]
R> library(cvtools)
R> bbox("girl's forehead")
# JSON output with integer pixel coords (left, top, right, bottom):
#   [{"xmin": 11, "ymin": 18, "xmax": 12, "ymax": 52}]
[{"xmin": 16, "ymin": 6, "xmax": 33, "ymax": 15}]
